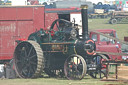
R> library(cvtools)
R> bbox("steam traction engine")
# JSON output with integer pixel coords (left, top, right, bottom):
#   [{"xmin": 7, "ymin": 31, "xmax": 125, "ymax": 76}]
[{"xmin": 13, "ymin": 5, "xmax": 99, "ymax": 80}]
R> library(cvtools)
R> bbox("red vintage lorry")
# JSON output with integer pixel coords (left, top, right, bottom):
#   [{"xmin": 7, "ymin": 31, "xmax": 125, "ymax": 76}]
[{"xmin": 89, "ymin": 29, "xmax": 122, "ymax": 61}]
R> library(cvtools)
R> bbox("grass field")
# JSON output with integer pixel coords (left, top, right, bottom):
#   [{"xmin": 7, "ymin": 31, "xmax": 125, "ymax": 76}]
[
  {"xmin": 0, "ymin": 18, "xmax": 128, "ymax": 85},
  {"xmin": 88, "ymin": 18, "xmax": 128, "ymax": 40},
  {"xmin": 0, "ymin": 76, "xmax": 127, "ymax": 85}
]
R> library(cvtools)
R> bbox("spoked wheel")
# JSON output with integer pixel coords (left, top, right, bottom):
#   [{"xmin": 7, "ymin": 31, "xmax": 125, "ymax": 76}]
[
  {"xmin": 89, "ymin": 70, "xmax": 106, "ymax": 79},
  {"xmin": 64, "ymin": 54, "xmax": 87, "ymax": 80},
  {"xmin": 89, "ymin": 55, "xmax": 107, "ymax": 79},
  {"xmin": 14, "ymin": 40, "xmax": 44, "ymax": 78}
]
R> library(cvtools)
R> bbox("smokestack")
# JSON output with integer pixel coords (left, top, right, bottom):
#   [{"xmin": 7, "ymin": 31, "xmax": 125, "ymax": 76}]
[{"xmin": 80, "ymin": 5, "xmax": 88, "ymax": 40}]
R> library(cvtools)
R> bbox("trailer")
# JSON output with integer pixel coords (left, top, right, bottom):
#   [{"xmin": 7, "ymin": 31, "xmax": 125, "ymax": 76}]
[
  {"xmin": 88, "ymin": 2, "xmax": 117, "ymax": 19},
  {"xmin": 109, "ymin": 11, "xmax": 128, "ymax": 24},
  {"xmin": 88, "ymin": 9, "xmax": 109, "ymax": 19}
]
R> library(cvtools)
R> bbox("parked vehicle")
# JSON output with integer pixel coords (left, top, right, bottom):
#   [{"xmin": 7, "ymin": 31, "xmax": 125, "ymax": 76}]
[
  {"xmin": 109, "ymin": 11, "xmax": 128, "ymax": 24},
  {"xmin": 89, "ymin": 29, "xmax": 122, "ymax": 60},
  {"xmin": 13, "ymin": 5, "xmax": 100, "ymax": 80},
  {"xmin": 89, "ymin": 2, "xmax": 117, "ymax": 19}
]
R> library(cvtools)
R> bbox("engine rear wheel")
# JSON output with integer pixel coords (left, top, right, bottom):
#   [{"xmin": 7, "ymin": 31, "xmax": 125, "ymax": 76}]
[
  {"xmin": 64, "ymin": 54, "xmax": 87, "ymax": 80},
  {"xmin": 14, "ymin": 40, "xmax": 44, "ymax": 78}
]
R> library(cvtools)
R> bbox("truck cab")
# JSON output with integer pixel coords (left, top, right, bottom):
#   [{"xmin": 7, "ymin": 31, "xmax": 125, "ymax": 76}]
[{"xmin": 89, "ymin": 29, "xmax": 122, "ymax": 60}]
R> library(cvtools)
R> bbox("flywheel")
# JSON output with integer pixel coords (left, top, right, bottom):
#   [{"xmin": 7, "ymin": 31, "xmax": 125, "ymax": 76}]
[{"xmin": 14, "ymin": 40, "xmax": 44, "ymax": 78}]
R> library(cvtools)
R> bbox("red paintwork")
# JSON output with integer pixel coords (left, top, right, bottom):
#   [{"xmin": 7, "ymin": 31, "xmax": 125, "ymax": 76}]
[
  {"xmin": 28, "ymin": 0, "xmax": 39, "ymax": 5},
  {"xmin": 89, "ymin": 29, "xmax": 122, "ymax": 61},
  {"xmin": 0, "ymin": 6, "xmax": 80, "ymax": 62},
  {"xmin": 45, "ymin": 12, "xmax": 58, "ymax": 30},
  {"xmin": 45, "ymin": 8, "xmax": 78, "ymax": 11},
  {"xmin": 0, "ymin": 6, "xmax": 45, "ymax": 60}
]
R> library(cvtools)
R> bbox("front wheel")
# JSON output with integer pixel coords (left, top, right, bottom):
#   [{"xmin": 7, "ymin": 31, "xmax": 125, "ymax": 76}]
[
  {"xmin": 110, "ymin": 19, "xmax": 117, "ymax": 24},
  {"xmin": 64, "ymin": 54, "xmax": 87, "ymax": 80}
]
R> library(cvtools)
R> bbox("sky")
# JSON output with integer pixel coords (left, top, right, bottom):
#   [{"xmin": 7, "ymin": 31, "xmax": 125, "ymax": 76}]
[
  {"xmin": 86, "ymin": 0, "xmax": 116, "ymax": 4},
  {"xmin": 86, "ymin": 0, "xmax": 104, "ymax": 4}
]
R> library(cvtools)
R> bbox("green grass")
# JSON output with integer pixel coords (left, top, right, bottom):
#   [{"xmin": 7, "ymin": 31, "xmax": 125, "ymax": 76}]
[
  {"xmin": 88, "ymin": 18, "xmax": 128, "ymax": 40},
  {"xmin": 0, "ymin": 76, "xmax": 127, "ymax": 85}
]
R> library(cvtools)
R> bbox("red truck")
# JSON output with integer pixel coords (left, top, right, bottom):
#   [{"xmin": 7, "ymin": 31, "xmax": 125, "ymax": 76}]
[{"xmin": 89, "ymin": 29, "xmax": 122, "ymax": 61}]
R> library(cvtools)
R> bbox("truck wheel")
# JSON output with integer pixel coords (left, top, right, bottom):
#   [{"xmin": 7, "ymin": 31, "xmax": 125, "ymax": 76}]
[
  {"xmin": 14, "ymin": 40, "xmax": 44, "ymax": 78},
  {"xmin": 64, "ymin": 54, "xmax": 87, "ymax": 80},
  {"xmin": 111, "ymin": 19, "xmax": 117, "ymax": 24}
]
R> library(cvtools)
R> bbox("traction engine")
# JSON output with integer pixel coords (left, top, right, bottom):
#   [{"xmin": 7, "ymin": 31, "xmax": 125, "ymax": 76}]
[{"xmin": 14, "ymin": 5, "xmax": 99, "ymax": 80}]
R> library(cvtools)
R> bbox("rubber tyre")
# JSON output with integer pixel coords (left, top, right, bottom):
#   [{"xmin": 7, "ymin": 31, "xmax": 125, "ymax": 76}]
[{"xmin": 111, "ymin": 19, "xmax": 117, "ymax": 24}]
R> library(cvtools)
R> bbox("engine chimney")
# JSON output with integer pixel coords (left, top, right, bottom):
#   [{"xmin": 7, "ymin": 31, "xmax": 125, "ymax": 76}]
[
  {"xmin": 80, "ymin": 5, "xmax": 88, "ymax": 40},
  {"xmin": 75, "ymin": 5, "xmax": 96, "ymax": 57}
]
